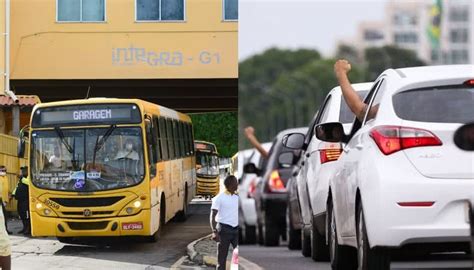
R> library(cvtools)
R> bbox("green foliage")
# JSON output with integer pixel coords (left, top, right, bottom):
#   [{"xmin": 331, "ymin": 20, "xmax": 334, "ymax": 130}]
[
  {"xmin": 365, "ymin": 45, "xmax": 426, "ymax": 80},
  {"xmin": 190, "ymin": 112, "xmax": 237, "ymax": 157}
]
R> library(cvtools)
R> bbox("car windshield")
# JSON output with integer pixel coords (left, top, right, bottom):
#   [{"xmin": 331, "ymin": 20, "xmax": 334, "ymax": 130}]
[
  {"xmin": 196, "ymin": 151, "xmax": 219, "ymax": 176},
  {"xmin": 31, "ymin": 127, "xmax": 145, "ymax": 192},
  {"xmin": 393, "ymin": 86, "xmax": 474, "ymax": 123}
]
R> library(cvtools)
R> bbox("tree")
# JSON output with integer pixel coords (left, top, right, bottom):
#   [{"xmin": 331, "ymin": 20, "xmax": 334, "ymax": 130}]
[
  {"xmin": 190, "ymin": 112, "xmax": 237, "ymax": 157},
  {"xmin": 239, "ymin": 48, "xmax": 322, "ymax": 145},
  {"xmin": 365, "ymin": 45, "xmax": 426, "ymax": 80}
]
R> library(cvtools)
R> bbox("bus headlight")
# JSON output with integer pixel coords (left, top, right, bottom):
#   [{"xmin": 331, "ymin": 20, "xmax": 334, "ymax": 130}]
[
  {"xmin": 43, "ymin": 209, "xmax": 51, "ymax": 216},
  {"xmin": 133, "ymin": 201, "xmax": 141, "ymax": 208},
  {"xmin": 126, "ymin": 207, "xmax": 134, "ymax": 214},
  {"xmin": 36, "ymin": 203, "xmax": 43, "ymax": 210}
]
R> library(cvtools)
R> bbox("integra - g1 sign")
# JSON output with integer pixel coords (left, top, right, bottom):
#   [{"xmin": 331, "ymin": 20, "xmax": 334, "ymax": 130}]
[{"xmin": 32, "ymin": 104, "xmax": 142, "ymax": 127}]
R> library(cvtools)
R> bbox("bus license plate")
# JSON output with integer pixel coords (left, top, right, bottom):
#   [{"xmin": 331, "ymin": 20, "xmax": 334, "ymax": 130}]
[{"xmin": 122, "ymin": 222, "xmax": 143, "ymax": 230}]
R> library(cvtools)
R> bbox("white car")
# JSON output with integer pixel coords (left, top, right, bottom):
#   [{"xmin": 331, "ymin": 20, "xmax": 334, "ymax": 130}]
[
  {"xmin": 315, "ymin": 65, "xmax": 474, "ymax": 270},
  {"xmin": 238, "ymin": 143, "xmax": 272, "ymax": 244},
  {"xmin": 285, "ymin": 83, "xmax": 371, "ymax": 259}
]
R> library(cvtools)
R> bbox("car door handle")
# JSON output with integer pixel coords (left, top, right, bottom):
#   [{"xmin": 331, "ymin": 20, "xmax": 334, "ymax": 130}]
[
  {"xmin": 306, "ymin": 153, "xmax": 310, "ymax": 158},
  {"xmin": 356, "ymin": 144, "xmax": 364, "ymax": 150}
]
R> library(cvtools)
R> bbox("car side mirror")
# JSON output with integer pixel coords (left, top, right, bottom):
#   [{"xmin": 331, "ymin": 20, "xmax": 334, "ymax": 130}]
[
  {"xmin": 278, "ymin": 152, "xmax": 294, "ymax": 168},
  {"xmin": 243, "ymin": 163, "xmax": 260, "ymax": 175},
  {"xmin": 314, "ymin": 122, "xmax": 345, "ymax": 143},
  {"xmin": 454, "ymin": 123, "xmax": 474, "ymax": 151},
  {"xmin": 282, "ymin": 133, "xmax": 305, "ymax": 149}
]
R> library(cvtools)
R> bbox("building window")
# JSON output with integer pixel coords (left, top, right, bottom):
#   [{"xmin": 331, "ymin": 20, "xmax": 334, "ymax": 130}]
[
  {"xmin": 393, "ymin": 12, "xmax": 417, "ymax": 26},
  {"xmin": 364, "ymin": 30, "xmax": 384, "ymax": 41},
  {"xmin": 451, "ymin": 49, "xmax": 469, "ymax": 64},
  {"xmin": 57, "ymin": 0, "xmax": 105, "ymax": 22},
  {"xmin": 223, "ymin": 0, "xmax": 238, "ymax": 21},
  {"xmin": 394, "ymin": 32, "xmax": 418, "ymax": 44},
  {"xmin": 449, "ymin": 8, "xmax": 469, "ymax": 22},
  {"xmin": 136, "ymin": 0, "xmax": 185, "ymax": 21},
  {"xmin": 450, "ymin": 28, "xmax": 468, "ymax": 43}
]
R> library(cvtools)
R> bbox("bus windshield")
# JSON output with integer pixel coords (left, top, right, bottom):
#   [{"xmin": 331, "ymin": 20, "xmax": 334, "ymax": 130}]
[
  {"xmin": 31, "ymin": 126, "xmax": 145, "ymax": 192},
  {"xmin": 196, "ymin": 152, "xmax": 219, "ymax": 177}
]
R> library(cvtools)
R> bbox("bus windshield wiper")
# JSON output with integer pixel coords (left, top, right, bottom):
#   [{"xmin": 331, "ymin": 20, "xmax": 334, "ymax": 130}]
[
  {"xmin": 54, "ymin": 127, "xmax": 74, "ymax": 154},
  {"xmin": 92, "ymin": 125, "xmax": 116, "ymax": 166}
]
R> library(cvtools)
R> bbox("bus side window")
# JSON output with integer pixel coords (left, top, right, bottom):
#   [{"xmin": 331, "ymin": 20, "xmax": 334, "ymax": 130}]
[
  {"xmin": 145, "ymin": 118, "xmax": 157, "ymax": 178},
  {"xmin": 153, "ymin": 116, "xmax": 162, "ymax": 162},
  {"xmin": 159, "ymin": 117, "xmax": 169, "ymax": 161},
  {"xmin": 188, "ymin": 124, "xmax": 194, "ymax": 155},
  {"xmin": 172, "ymin": 120, "xmax": 180, "ymax": 158},
  {"xmin": 184, "ymin": 123, "xmax": 190, "ymax": 156},
  {"xmin": 178, "ymin": 121, "xmax": 185, "ymax": 157},
  {"xmin": 166, "ymin": 119, "xmax": 175, "ymax": 160}
]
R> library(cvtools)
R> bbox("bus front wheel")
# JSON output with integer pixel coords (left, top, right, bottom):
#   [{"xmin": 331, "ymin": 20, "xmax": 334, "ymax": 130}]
[{"xmin": 148, "ymin": 195, "xmax": 166, "ymax": 243}]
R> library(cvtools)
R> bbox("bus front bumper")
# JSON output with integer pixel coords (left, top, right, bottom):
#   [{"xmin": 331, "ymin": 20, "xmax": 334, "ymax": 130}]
[{"xmin": 31, "ymin": 209, "xmax": 152, "ymax": 237}]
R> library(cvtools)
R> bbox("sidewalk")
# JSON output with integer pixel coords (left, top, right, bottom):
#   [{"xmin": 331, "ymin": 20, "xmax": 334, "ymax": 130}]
[{"xmin": 187, "ymin": 234, "xmax": 233, "ymax": 269}]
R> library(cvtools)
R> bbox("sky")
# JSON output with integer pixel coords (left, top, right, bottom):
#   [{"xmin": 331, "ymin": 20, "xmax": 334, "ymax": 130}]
[{"xmin": 239, "ymin": 0, "xmax": 389, "ymax": 60}]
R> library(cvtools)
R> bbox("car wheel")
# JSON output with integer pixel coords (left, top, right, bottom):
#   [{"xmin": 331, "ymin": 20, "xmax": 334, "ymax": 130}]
[
  {"xmin": 243, "ymin": 224, "xmax": 257, "ymax": 245},
  {"xmin": 328, "ymin": 201, "xmax": 357, "ymax": 270},
  {"xmin": 310, "ymin": 215, "xmax": 329, "ymax": 261},
  {"xmin": 256, "ymin": 222, "xmax": 264, "ymax": 245},
  {"xmin": 301, "ymin": 227, "xmax": 311, "ymax": 257},
  {"xmin": 356, "ymin": 202, "xmax": 390, "ymax": 270},
  {"xmin": 262, "ymin": 216, "xmax": 279, "ymax": 246},
  {"xmin": 287, "ymin": 206, "xmax": 302, "ymax": 250}
]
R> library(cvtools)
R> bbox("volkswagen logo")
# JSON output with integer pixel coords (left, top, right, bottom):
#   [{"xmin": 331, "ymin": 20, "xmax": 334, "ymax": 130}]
[{"xmin": 83, "ymin": 209, "xmax": 92, "ymax": 217}]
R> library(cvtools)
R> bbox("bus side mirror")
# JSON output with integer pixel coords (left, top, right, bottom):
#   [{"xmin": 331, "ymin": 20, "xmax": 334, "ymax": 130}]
[
  {"xmin": 17, "ymin": 125, "xmax": 30, "ymax": 158},
  {"xmin": 17, "ymin": 137, "xmax": 26, "ymax": 158},
  {"xmin": 454, "ymin": 123, "xmax": 474, "ymax": 151}
]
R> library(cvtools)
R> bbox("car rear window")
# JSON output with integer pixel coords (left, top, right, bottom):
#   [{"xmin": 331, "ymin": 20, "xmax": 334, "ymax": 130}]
[
  {"xmin": 393, "ymin": 86, "xmax": 474, "ymax": 123},
  {"xmin": 339, "ymin": 90, "xmax": 368, "ymax": 123}
]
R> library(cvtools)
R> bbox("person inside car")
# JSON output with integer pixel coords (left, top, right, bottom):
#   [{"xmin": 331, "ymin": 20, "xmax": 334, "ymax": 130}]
[
  {"xmin": 244, "ymin": 126, "xmax": 269, "ymax": 159},
  {"xmin": 334, "ymin": 59, "xmax": 378, "ymax": 121}
]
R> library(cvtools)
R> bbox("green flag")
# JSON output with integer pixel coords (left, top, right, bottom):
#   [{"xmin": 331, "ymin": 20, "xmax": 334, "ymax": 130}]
[{"xmin": 427, "ymin": 0, "xmax": 442, "ymax": 49}]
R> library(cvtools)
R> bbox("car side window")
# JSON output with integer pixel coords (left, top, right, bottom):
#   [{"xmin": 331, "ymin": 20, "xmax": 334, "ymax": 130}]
[
  {"xmin": 318, "ymin": 95, "xmax": 332, "ymax": 124},
  {"xmin": 362, "ymin": 78, "xmax": 386, "ymax": 125},
  {"xmin": 348, "ymin": 80, "xmax": 382, "ymax": 138}
]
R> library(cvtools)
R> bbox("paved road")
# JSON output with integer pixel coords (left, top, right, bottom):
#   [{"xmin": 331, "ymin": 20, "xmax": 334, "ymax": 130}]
[
  {"xmin": 240, "ymin": 243, "xmax": 473, "ymax": 270},
  {"xmin": 9, "ymin": 199, "xmax": 212, "ymax": 270}
]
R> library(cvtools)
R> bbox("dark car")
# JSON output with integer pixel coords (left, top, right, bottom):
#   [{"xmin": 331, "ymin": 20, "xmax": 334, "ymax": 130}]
[{"xmin": 245, "ymin": 127, "xmax": 308, "ymax": 247}]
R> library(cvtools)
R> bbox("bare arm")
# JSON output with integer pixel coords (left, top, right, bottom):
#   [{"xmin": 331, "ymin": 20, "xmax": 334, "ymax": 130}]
[
  {"xmin": 210, "ymin": 209, "xmax": 219, "ymax": 241},
  {"xmin": 334, "ymin": 60, "xmax": 367, "ymax": 122},
  {"xmin": 244, "ymin": 127, "xmax": 269, "ymax": 159}
]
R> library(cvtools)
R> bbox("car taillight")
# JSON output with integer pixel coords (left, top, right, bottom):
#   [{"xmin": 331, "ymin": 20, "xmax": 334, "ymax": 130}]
[
  {"xmin": 268, "ymin": 170, "xmax": 286, "ymax": 193},
  {"xmin": 397, "ymin": 201, "xmax": 435, "ymax": 207},
  {"xmin": 370, "ymin": 126, "xmax": 442, "ymax": 155},
  {"xmin": 247, "ymin": 178, "xmax": 256, "ymax": 198},
  {"xmin": 464, "ymin": 79, "xmax": 474, "ymax": 86},
  {"xmin": 320, "ymin": 148, "xmax": 342, "ymax": 164}
]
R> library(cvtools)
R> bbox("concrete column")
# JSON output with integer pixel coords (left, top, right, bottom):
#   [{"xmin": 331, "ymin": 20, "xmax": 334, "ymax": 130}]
[{"xmin": 12, "ymin": 105, "xmax": 19, "ymax": 136}]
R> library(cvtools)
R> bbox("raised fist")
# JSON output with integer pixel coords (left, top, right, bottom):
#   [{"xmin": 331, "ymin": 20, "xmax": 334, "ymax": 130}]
[{"xmin": 334, "ymin": 59, "xmax": 351, "ymax": 76}]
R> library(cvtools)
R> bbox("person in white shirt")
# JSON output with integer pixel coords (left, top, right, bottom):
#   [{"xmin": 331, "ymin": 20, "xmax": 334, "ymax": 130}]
[
  {"xmin": 49, "ymin": 146, "xmax": 63, "ymax": 169},
  {"xmin": 210, "ymin": 175, "xmax": 238, "ymax": 270},
  {"xmin": 114, "ymin": 139, "xmax": 139, "ymax": 161}
]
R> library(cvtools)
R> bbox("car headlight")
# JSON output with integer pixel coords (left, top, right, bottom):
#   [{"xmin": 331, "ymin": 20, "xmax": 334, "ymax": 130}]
[
  {"xmin": 36, "ymin": 203, "xmax": 43, "ymax": 210},
  {"xmin": 43, "ymin": 209, "xmax": 51, "ymax": 216}
]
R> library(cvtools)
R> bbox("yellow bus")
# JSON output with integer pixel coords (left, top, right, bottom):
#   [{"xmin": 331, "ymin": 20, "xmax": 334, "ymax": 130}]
[
  {"xmin": 194, "ymin": 140, "xmax": 220, "ymax": 197},
  {"xmin": 19, "ymin": 98, "xmax": 195, "ymax": 242}
]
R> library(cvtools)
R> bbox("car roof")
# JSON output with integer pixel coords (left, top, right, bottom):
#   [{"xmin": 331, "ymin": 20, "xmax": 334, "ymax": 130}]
[
  {"xmin": 329, "ymin": 82, "xmax": 374, "ymax": 95},
  {"xmin": 275, "ymin": 127, "xmax": 308, "ymax": 140},
  {"xmin": 387, "ymin": 65, "xmax": 474, "ymax": 88}
]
